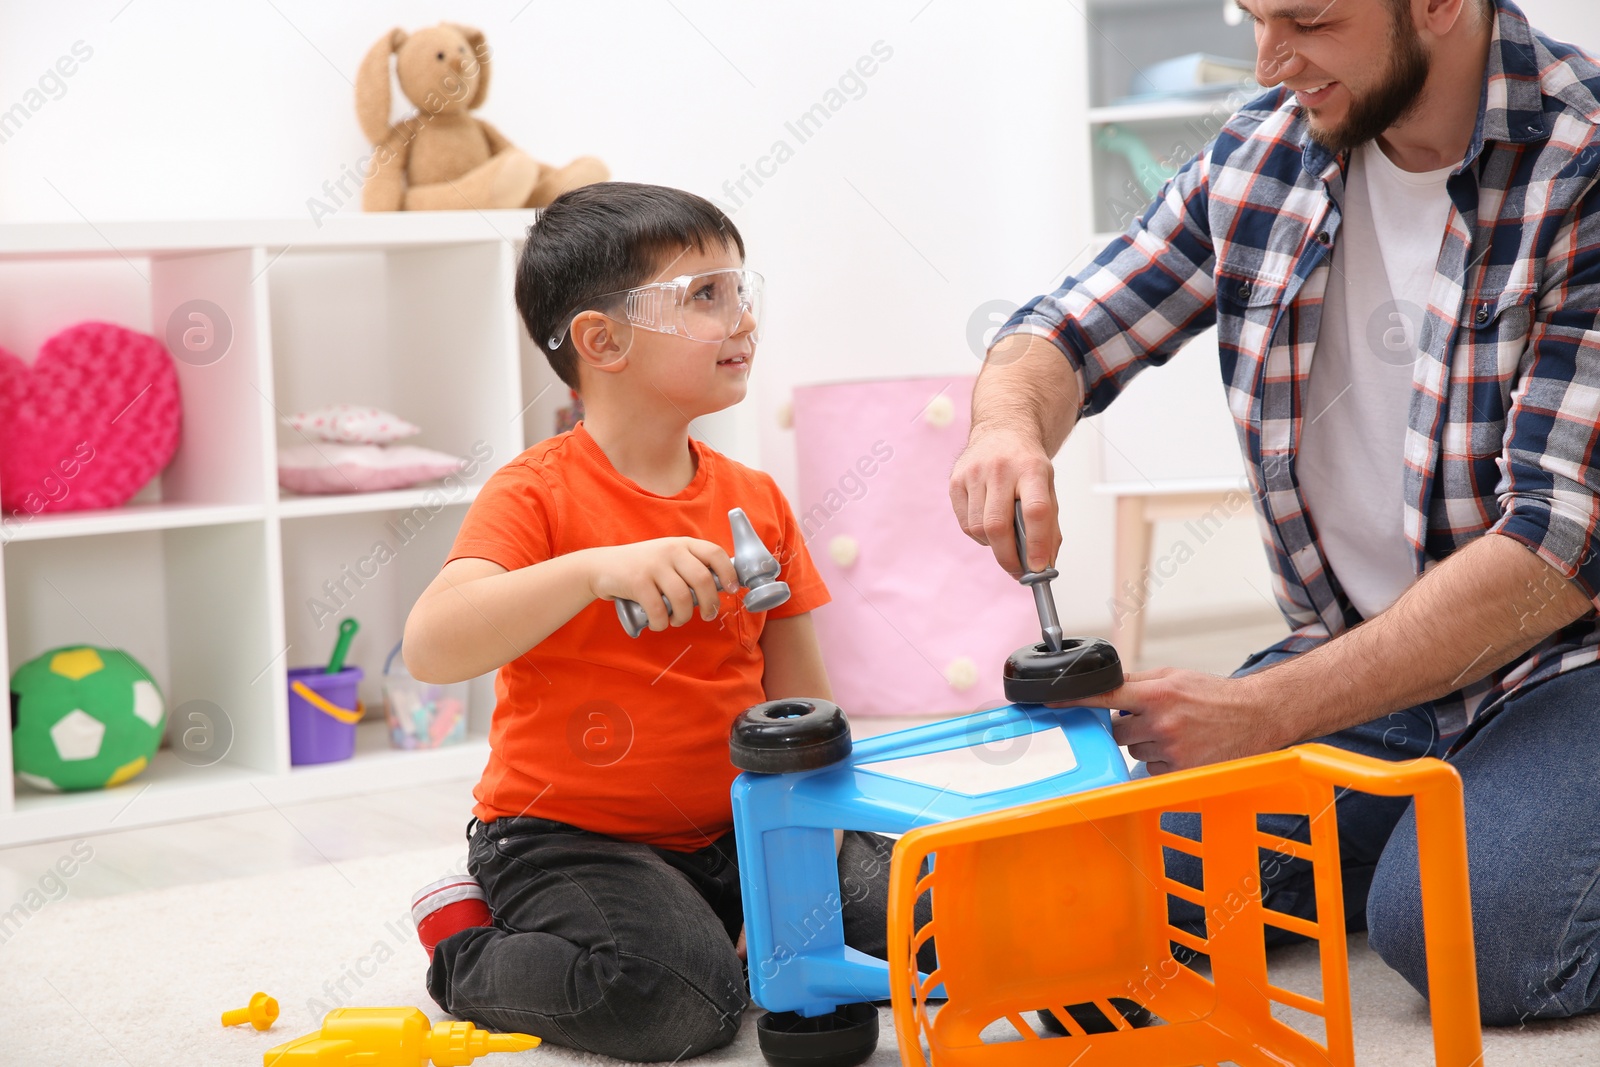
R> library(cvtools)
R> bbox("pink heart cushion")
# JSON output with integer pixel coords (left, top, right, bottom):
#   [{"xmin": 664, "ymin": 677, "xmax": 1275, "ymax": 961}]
[{"xmin": 0, "ymin": 322, "xmax": 183, "ymax": 515}]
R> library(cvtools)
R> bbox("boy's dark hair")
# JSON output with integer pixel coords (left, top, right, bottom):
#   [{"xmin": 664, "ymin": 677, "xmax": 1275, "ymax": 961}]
[{"xmin": 516, "ymin": 182, "xmax": 745, "ymax": 390}]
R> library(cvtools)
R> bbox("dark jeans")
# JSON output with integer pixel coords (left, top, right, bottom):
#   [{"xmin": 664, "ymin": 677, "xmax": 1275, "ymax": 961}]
[
  {"xmin": 426, "ymin": 818, "xmax": 919, "ymax": 1062},
  {"xmin": 1154, "ymin": 648, "xmax": 1600, "ymax": 1025}
]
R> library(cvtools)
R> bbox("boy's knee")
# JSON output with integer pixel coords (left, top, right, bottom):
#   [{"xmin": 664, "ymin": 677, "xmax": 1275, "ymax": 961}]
[
  {"xmin": 427, "ymin": 927, "xmax": 748, "ymax": 1061},
  {"xmin": 835, "ymin": 831, "xmax": 939, "ymax": 972},
  {"xmin": 585, "ymin": 952, "xmax": 747, "ymax": 1061}
]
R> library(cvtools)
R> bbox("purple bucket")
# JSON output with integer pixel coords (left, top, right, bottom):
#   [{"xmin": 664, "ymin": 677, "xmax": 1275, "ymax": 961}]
[{"xmin": 287, "ymin": 665, "xmax": 364, "ymax": 766}]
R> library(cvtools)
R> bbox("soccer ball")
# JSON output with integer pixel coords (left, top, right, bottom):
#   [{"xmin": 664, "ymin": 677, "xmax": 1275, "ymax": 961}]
[{"xmin": 10, "ymin": 646, "xmax": 166, "ymax": 792}]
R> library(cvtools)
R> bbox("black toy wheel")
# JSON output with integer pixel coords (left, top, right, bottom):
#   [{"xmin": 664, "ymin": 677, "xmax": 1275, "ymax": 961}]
[
  {"xmin": 756, "ymin": 1003, "xmax": 879, "ymax": 1067},
  {"xmin": 1003, "ymin": 636, "xmax": 1124, "ymax": 705},
  {"xmin": 730, "ymin": 699, "xmax": 851, "ymax": 774},
  {"xmin": 1036, "ymin": 998, "xmax": 1153, "ymax": 1034}
]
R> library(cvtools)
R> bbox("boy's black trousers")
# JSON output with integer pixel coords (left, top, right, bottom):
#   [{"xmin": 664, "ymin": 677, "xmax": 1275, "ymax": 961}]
[{"xmin": 427, "ymin": 815, "xmax": 935, "ymax": 1062}]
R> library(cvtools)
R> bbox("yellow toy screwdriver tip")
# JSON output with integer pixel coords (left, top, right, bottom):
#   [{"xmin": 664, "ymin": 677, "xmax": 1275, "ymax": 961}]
[{"xmin": 432, "ymin": 1019, "xmax": 541, "ymax": 1063}]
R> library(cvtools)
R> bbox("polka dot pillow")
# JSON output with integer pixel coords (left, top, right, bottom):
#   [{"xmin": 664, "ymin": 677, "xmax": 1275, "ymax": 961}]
[
  {"xmin": 284, "ymin": 404, "xmax": 419, "ymax": 445},
  {"xmin": 277, "ymin": 443, "xmax": 466, "ymax": 495}
]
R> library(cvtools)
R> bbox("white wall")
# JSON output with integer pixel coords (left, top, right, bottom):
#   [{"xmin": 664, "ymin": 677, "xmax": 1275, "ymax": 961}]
[{"xmin": 2, "ymin": 0, "xmax": 1594, "ymax": 639}]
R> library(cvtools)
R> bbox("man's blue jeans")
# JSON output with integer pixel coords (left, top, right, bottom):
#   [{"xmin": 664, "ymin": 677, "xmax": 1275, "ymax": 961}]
[{"xmin": 1149, "ymin": 648, "xmax": 1600, "ymax": 1025}]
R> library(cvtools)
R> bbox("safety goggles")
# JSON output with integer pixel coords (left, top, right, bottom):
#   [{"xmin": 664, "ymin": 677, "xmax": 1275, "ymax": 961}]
[{"xmin": 547, "ymin": 268, "xmax": 764, "ymax": 351}]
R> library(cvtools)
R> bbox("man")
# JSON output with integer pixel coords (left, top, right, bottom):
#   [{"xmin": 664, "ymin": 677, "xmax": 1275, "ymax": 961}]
[{"xmin": 952, "ymin": 0, "xmax": 1600, "ymax": 1025}]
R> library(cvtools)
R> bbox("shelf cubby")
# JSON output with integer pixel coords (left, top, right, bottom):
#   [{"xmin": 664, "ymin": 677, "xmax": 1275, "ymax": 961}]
[
  {"xmin": 276, "ymin": 503, "xmax": 494, "ymax": 742},
  {"xmin": 265, "ymin": 241, "xmax": 527, "ymax": 486},
  {"xmin": 2, "ymin": 521, "xmax": 281, "ymax": 842}
]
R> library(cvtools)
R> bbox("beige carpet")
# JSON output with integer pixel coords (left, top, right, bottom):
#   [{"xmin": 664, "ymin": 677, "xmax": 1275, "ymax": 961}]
[{"xmin": 2, "ymin": 843, "xmax": 1596, "ymax": 1066}]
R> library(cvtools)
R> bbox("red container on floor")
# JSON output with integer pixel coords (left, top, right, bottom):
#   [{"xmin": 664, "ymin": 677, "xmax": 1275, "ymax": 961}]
[{"xmin": 287, "ymin": 665, "xmax": 363, "ymax": 765}]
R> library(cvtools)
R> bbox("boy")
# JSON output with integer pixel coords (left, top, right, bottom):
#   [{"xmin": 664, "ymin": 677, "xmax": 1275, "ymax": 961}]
[{"xmin": 402, "ymin": 182, "xmax": 921, "ymax": 1062}]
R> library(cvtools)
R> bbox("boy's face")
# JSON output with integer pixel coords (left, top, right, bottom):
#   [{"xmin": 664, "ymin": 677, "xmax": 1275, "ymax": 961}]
[{"xmin": 607, "ymin": 241, "xmax": 757, "ymax": 421}]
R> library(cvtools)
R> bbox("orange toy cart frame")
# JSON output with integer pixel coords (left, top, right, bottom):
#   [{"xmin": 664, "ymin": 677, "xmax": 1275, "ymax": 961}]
[{"xmin": 886, "ymin": 744, "xmax": 1482, "ymax": 1067}]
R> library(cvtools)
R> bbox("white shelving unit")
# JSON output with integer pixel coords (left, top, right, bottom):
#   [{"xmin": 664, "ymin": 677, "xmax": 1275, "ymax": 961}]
[
  {"xmin": 1077, "ymin": 0, "xmax": 1257, "ymax": 490},
  {"xmin": 1085, "ymin": 0, "xmax": 1258, "ymax": 235},
  {"xmin": 0, "ymin": 211, "xmax": 577, "ymax": 846}
]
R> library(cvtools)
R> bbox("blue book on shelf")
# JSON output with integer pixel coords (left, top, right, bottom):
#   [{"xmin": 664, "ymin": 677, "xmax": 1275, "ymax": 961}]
[{"xmin": 1121, "ymin": 52, "xmax": 1257, "ymax": 104}]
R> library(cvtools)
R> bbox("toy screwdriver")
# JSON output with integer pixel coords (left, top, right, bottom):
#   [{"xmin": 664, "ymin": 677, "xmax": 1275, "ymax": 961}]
[
  {"xmin": 1013, "ymin": 499, "xmax": 1065, "ymax": 652},
  {"xmin": 263, "ymin": 1007, "xmax": 539, "ymax": 1066}
]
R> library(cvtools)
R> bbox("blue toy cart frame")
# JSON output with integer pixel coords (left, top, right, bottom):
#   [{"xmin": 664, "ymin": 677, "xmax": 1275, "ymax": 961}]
[{"xmin": 731, "ymin": 701, "xmax": 1129, "ymax": 1019}]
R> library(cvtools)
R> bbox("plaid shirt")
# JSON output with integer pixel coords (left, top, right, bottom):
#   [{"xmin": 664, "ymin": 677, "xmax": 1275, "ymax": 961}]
[{"xmin": 997, "ymin": 0, "xmax": 1600, "ymax": 737}]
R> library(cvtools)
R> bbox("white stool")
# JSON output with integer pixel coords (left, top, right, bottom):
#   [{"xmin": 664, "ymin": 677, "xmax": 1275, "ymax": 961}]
[{"xmin": 1093, "ymin": 477, "xmax": 1246, "ymax": 665}]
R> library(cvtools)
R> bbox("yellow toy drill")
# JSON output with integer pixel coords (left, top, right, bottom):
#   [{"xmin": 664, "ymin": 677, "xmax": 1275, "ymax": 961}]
[{"xmin": 264, "ymin": 1007, "xmax": 539, "ymax": 1066}]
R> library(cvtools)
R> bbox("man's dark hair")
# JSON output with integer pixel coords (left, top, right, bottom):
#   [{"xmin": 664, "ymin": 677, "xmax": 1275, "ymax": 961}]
[{"xmin": 515, "ymin": 181, "xmax": 745, "ymax": 390}]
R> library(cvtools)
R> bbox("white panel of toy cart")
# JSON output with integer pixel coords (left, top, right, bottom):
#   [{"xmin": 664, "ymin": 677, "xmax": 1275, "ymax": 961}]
[{"xmin": 857, "ymin": 713, "xmax": 1090, "ymax": 794}]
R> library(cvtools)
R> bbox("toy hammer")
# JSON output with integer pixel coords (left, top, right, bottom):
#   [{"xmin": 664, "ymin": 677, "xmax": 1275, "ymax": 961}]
[{"xmin": 616, "ymin": 507, "xmax": 791, "ymax": 638}]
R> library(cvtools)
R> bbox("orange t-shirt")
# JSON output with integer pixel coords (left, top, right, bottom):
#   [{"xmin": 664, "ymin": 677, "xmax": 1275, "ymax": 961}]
[{"xmin": 446, "ymin": 422, "xmax": 831, "ymax": 851}]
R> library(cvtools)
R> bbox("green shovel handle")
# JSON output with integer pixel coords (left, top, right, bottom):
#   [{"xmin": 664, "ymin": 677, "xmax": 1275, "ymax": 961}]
[{"xmin": 326, "ymin": 618, "xmax": 359, "ymax": 674}]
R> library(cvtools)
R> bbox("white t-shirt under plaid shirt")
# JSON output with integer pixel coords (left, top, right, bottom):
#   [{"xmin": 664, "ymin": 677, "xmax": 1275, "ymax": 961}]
[{"xmin": 1298, "ymin": 142, "xmax": 1457, "ymax": 620}]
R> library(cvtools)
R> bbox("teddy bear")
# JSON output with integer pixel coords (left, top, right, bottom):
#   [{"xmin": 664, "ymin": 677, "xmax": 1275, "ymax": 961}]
[{"xmin": 355, "ymin": 23, "xmax": 608, "ymax": 212}]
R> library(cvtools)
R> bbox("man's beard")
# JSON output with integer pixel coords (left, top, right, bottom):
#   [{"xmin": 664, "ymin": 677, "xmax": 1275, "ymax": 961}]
[{"xmin": 1306, "ymin": 14, "xmax": 1431, "ymax": 154}]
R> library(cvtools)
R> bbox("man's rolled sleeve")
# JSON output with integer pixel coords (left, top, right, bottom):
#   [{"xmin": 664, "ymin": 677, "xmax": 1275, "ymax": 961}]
[
  {"xmin": 989, "ymin": 143, "xmax": 1221, "ymax": 419},
  {"xmin": 1488, "ymin": 185, "xmax": 1600, "ymax": 608}
]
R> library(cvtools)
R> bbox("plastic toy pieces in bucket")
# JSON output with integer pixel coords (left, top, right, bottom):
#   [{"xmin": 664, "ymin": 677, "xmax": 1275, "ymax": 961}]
[
  {"xmin": 287, "ymin": 666, "xmax": 364, "ymax": 765},
  {"xmin": 382, "ymin": 641, "xmax": 467, "ymax": 750}
]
